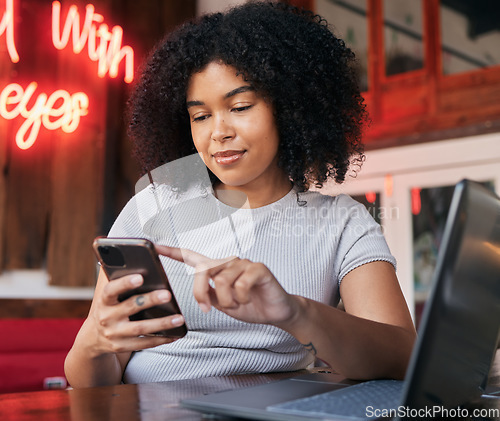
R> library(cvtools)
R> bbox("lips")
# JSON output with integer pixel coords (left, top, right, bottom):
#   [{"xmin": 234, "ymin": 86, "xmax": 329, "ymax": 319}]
[{"xmin": 212, "ymin": 150, "xmax": 246, "ymax": 165}]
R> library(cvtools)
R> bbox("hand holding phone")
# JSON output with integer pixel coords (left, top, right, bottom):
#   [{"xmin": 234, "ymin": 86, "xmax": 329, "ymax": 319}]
[{"xmin": 93, "ymin": 237, "xmax": 187, "ymax": 338}]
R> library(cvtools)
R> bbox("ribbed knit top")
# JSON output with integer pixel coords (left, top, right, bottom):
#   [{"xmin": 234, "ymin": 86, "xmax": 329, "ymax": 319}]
[{"xmin": 107, "ymin": 183, "xmax": 396, "ymax": 383}]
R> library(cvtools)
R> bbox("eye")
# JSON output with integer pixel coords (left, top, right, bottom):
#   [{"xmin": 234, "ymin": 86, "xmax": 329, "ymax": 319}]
[
  {"xmin": 192, "ymin": 114, "xmax": 210, "ymax": 122},
  {"xmin": 232, "ymin": 105, "xmax": 252, "ymax": 113}
]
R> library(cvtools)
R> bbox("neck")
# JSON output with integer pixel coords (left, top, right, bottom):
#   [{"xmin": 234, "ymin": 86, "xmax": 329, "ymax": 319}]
[{"xmin": 214, "ymin": 178, "xmax": 293, "ymax": 209}]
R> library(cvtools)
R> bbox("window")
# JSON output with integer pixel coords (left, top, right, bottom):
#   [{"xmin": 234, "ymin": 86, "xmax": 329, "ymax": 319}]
[
  {"xmin": 440, "ymin": 0, "xmax": 500, "ymax": 75},
  {"xmin": 316, "ymin": 0, "xmax": 369, "ymax": 91},
  {"xmin": 383, "ymin": 0, "xmax": 424, "ymax": 76}
]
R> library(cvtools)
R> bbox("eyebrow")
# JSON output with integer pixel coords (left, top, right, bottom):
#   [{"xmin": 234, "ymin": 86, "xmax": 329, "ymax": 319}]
[{"xmin": 186, "ymin": 85, "xmax": 255, "ymax": 108}]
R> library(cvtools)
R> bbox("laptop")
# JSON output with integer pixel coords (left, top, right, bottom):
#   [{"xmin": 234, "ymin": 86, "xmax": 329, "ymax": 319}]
[{"xmin": 181, "ymin": 179, "xmax": 500, "ymax": 420}]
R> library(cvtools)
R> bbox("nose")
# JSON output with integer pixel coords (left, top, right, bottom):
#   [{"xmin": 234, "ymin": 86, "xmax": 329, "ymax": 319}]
[{"xmin": 211, "ymin": 114, "xmax": 235, "ymax": 143}]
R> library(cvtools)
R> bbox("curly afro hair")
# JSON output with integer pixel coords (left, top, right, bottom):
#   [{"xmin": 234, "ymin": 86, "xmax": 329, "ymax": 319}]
[{"xmin": 127, "ymin": 1, "xmax": 366, "ymax": 193}]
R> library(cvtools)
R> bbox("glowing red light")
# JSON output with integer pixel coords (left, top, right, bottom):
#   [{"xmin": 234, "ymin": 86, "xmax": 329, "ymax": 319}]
[
  {"xmin": 0, "ymin": 0, "xmax": 19, "ymax": 63},
  {"xmin": 365, "ymin": 191, "xmax": 377, "ymax": 204},
  {"xmin": 384, "ymin": 174, "xmax": 393, "ymax": 197},
  {"xmin": 51, "ymin": 1, "xmax": 134, "ymax": 83},
  {"xmin": 411, "ymin": 187, "xmax": 422, "ymax": 215},
  {"xmin": 0, "ymin": 0, "xmax": 135, "ymax": 150},
  {"xmin": 0, "ymin": 82, "xmax": 89, "ymax": 150}
]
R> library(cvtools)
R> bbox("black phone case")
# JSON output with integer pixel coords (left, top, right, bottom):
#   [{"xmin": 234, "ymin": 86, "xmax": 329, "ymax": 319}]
[{"xmin": 93, "ymin": 237, "xmax": 187, "ymax": 338}]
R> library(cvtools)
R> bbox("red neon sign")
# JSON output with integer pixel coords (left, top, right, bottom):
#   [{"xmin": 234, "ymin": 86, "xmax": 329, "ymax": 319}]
[
  {"xmin": 52, "ymin": 1, "xmax": 134, "ymax": 83},
  {"xmin": 0, "ymin": 0, "xmax": 19, "ymax": 62},
  {"xmin": 0, "ymin": 82, "xmax": 89, "ymax": 150},
  {"xmin": 0, "ymin": 0, "xmax": 135, "ymax": 150}
]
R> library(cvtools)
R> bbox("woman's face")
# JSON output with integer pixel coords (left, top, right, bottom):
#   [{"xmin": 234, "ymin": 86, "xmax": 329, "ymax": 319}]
[{"xmin": 186, "ymin": 62, "xmax": 287, "ymax": 194}]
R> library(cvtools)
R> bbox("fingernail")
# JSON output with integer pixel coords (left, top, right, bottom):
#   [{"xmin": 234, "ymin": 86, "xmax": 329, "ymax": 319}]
[
  {"xmin": 171, "ymin": 316, "xmax": 184, "ymax": 326},
  {"xmin": 156, "ymin": 290, "xmax": 170, "ymax": 302},
  {"xmin": 130, "ymin": 275, "xmax": 143, "ymax": 286}
]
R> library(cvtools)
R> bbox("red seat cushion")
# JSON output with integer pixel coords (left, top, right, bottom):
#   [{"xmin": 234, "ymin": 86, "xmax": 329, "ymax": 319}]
[{"xmin": 0, "ymin": 319, "xmax": 84, "ymax": 393}]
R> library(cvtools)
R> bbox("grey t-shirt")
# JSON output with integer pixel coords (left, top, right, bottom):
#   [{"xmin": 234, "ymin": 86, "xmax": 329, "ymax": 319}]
[{"xmin": 107, "ymin": 184, "xmax": 396, "ymax": 383}]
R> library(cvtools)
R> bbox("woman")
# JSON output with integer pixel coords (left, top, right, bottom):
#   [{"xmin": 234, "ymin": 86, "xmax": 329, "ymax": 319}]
[{"xmin": 65, "ymin": 1, "xmax": 415, "ymax": 388}]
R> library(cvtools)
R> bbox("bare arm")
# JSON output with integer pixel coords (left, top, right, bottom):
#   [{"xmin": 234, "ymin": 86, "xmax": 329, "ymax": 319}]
[
  {"xmin": 276, "ymin": 261, "xmax": 416, "ymax": 380},
  {"xmin": 64, "ymin": 269, "xmax": 185, "ymax": 388},
  {"xmin": 158, "ymin": 246, "xmax": 415, "ymax": 380}
]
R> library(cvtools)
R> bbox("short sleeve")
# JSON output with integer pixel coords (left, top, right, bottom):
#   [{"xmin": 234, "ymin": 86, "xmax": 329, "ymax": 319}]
[{"xmin": 333, "ymin": 195, "xmax": 396, "ymax": 284}]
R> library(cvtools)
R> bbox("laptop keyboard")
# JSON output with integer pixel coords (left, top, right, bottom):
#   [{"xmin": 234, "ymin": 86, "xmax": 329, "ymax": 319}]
[{"xmin": 267, "ymin": 379, "xmax": 404, "ymax": 420}]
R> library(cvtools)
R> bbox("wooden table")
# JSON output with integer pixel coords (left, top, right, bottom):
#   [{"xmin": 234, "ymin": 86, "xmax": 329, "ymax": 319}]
[
  {"xmin": 1, "ymin": 350, "xmax": 499, "ymax": 421},
  {"xmin": 0, "ymin": 370, "xmax": 312, "ymax": 421}
]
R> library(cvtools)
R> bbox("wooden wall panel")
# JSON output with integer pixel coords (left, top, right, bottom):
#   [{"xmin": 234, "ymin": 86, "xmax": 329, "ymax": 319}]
[
  {"xmin": 3, "ymin": 142, "xmax": 52, "ymax": 268},
  {"xmin": 438, "ymin": 83, "xmax": 500, "ymax": 115},
  {"xmin": 45, "ymin": 1, "xmax": 109, "ymax": 287},
  {"xmin": 2, "ymin": 1, "xmax": 54, "ymax": 270},
  {"xmin": 0, "ymin": 56, "xmax": 12, "ymax": 272},
  {"xmin": 46, "ymin": 125, "xmax": 105, "ymax": 287},
  {"xmin": 0, "ymin": 135, "xmax": 6, "ymax": 272},
  {"xmin": 380, "ymin": 84, "xmax": 430, "ymax": 122}
]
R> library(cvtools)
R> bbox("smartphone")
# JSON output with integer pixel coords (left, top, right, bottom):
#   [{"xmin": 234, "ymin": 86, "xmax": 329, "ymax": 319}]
[{"xmin": 92, "ymin": 237, "xmax": 187, "ymax": 338}]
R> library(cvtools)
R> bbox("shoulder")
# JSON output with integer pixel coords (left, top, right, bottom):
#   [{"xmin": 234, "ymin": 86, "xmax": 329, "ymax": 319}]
[
  {"xmin": 296, "ymin": 190, "xmax": 368, "ymax": 220},
  {"xmin": 296, "ymin": 191, "xmax": 383, "ymax": 244},
  {"xmin": 108, "ymin": 182, "xmax": 204, "ymax": 238}
]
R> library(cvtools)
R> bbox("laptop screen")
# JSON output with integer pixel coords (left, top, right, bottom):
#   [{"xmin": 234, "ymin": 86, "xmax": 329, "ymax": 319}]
[{"xmin": 401, "ymin": 179, "xmax": 500, "ymax": 410}]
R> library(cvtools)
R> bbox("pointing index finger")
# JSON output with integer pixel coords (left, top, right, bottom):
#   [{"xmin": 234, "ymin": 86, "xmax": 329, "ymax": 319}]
[
  {"xmin": 155, "ymin": 244, "xmax": 238, "ymax": 274},
  {"xmin": 155, "ymin": 245, "xmax": 209, "ymax": 268}
]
